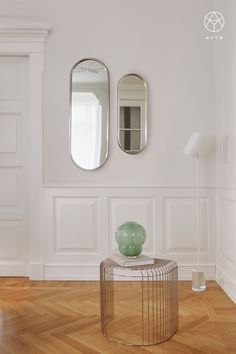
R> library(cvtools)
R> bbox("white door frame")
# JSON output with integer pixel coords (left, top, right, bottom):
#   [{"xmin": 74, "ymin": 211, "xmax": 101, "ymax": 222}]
[{"xmin": 0, "ymin": 20, "xmax": 49, "ymax": 279}]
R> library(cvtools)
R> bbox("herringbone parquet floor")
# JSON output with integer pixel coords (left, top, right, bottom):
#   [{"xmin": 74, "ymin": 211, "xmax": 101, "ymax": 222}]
[{"xmin": 0, "ymin": 279, "xmax": 235, "ymax": 354}]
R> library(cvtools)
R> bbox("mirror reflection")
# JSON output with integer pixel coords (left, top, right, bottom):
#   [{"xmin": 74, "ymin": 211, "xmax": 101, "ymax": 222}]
[
  {"xmin": 118, "ymin": 74, "xmax": 147, "ymax": 154},
  {"xmin": 70, "ymin": 58, "xmax": 109, "ymax": 170}
]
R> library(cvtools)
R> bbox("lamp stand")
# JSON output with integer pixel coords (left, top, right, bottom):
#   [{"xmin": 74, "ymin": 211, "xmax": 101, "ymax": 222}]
[{"xmin": 192, "ymin": 154, "xmax": 206, "ymax": 292}]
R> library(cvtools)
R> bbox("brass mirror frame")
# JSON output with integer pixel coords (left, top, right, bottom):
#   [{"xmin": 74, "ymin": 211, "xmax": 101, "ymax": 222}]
[
  {"xmin": 70, "ymin": 58, "xmax": 110, "ymax": 170},
  {"xmin": 117, "ymin": 73, "xmax": 147, "ymax": 154}
]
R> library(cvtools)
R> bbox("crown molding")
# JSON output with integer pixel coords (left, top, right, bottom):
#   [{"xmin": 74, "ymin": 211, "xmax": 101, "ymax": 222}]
[{"xmin": 0, "ymin": 17, "xmax": 50, "ymax": 43}]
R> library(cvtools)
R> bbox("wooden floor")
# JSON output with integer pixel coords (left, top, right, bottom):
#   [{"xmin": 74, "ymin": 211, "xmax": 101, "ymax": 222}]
[{"xmin": 0, "ymin": 279, "xmax": 235, "ymax": 354}]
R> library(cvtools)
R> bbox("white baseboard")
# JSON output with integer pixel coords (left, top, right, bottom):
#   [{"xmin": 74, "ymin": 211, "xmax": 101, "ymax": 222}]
[
  {"xmin": 29, "ymin": 263, "xmax": 44, "ymax": 280},
  {"xmin": 216, "ymin": 266, "xmax": 236, "ymax": 304},
  {"xmin": 43, "ymin": 263, "xmax": 216, "ymax": 281},
  {"xmin": 0, "ymin": 262, "xmax": 26, "ymax": 277},
  {"xmin": 0, "ymin": 262, "xmax": 216, "ymax": 282},
  {"xmin": 44, "ymin": 264, "xmax": 100, "ymax": 280},
  {"xmin": 4, "ymin": 262, "xmax": 235, "ymax": 305},
  {"xmin": 178, "ymin": 264, "xmax": 216, "ymax": 280}
]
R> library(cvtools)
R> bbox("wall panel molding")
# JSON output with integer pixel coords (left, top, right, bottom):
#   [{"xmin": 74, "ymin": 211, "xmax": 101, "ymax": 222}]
[
  {"xmin": 0, "ymin": 19, "xmax": 49, "ymax": 279},
  {"xmin": 0, "ymin": 113, "xmax": 24, "ymax": 165},
  {"xmin": 43, "ymin": 184, "xmax": 217, "ymax": 189},
  {"xmin": 216, "ymin": 189, "xmax": 236, "ymax": 303},
  {"xmin": 163, "ymin": 196, "xmax": 209, "ymax": 254},
  {"xmin": 43, "ymin": 186, "xmax": 216, "ymax": 281},
  {"xmin": 0, "ymin": 169, "xmax": 19, "ymax": 207},
  {"xmin": 0, "ymin": 55, "xmax": 28, "ymax": 275},
  {"xmin": 0, "ymin": 220, "xmax": 22, "ymax": 259},
  {"xmin": 53, "ymin": 196, "xmax": 100, "ymax": 255}
]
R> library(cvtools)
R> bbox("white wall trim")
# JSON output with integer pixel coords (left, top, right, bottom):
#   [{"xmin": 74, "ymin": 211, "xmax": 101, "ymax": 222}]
[
  {"xmin": 216, "ymin": 189, "xmax": 236, "ymax": 303},
  {"xmin": 0, "ymin": 18, "xmax": 49, "ymax": 44},
  {"xmin": 0, "ymin": 261, "xmax": 216, "ymax": 281},
  {"xmin": 44, "ymin": 263, "xmax": 100, "ymax": 281},
  {"xmin": 217, "ymin": 186, "xmax": 236, "ymax": 191},
  {"xmin": 43, "ymin": 187, "xmax": 216, "ymax": 281},
  {"xmin": 43, "ymin": 184, "xmax": 217, "ymax": 189},
  {"xmin": 43, "ymin": 263, "xmax": 215, "ymax": 281},
  {"xmin": 0, "ymin": 262, "xmax": 26, "ymax": 276},
  {"xmin": 29, "ymin": 263, "xmax": 44, "ymax": 280},
  {"xmin": 0, "ymin": 19, "xmax": 49, "ymax": 280},
  {"xmin": 216, "ymin": 266, "xmax": 236, "ymax": 304}
]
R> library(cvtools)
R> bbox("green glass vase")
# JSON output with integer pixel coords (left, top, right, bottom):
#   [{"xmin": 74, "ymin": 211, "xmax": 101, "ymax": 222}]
[{"xmin": 115, "ymin": 221, "xmax": 146, "ymax": 257}]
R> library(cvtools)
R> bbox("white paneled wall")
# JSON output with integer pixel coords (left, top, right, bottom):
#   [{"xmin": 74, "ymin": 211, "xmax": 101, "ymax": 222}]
[
  {"xmin": 54, "ymin": 197, "xmax": 99, "ymax": 253},
  {"xmin": 163, "ymin": 197, "xmax": 208, "ymax": 254},
  {"xmin": 214, "ymin": 0, "xmax": 236, "ymax": 303},
  {"xmin": 0, "ymin": 221, "xmax": 22, "ymax": 258},
  {"xmin": 0, "ymin": 20, "xmax": 49, "ymax": 279},
  {"xmin": 0, "ymin": 3, "xmax": 218, "ymax": 284},
  {"xmin": 43, "ymin": 187, "xmax": 216, "ymax": 280},
  {"xmin": 0, "ymin": 57, "xmax": 28, "ymax": 276},
  {"xmin": 216, "ymin": 190, "xmax": 236, "ymax": 302}
]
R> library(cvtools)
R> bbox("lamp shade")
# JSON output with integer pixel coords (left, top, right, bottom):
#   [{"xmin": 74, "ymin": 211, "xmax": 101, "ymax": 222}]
[{"xmin": 183, "ymin": 131, "xmax": 204, "ymax": 156}]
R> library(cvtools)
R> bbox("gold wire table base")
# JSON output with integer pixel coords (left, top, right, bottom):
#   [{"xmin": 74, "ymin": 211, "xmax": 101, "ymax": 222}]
[{"xmin": 100, "ymin": 258, "xmax": 178, "ymax": 346}]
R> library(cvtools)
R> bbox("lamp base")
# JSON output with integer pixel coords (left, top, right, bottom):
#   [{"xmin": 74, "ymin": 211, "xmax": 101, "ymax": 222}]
[{"xmin": 192, "ymin": 269, "xmax": 206, "ymax": 292}]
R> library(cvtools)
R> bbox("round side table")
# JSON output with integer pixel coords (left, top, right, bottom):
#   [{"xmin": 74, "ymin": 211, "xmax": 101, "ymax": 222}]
[{"xmin": 100, "ymin": 258, "xmax": 178, "ymax": 346}]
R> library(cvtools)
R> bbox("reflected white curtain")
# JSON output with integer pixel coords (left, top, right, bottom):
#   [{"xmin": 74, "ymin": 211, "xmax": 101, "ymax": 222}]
[{"xmin": 71, "ymin": 92, "xmax": 102, "ymax": 169}]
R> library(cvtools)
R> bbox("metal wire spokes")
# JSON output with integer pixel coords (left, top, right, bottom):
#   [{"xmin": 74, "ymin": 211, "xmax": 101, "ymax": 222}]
[{"xmin": 100, "ymin": 259, "xmax": 178, "ymax": 346}]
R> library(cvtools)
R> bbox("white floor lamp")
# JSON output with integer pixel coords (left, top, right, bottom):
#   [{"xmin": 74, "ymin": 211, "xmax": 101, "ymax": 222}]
[{"xmin": 183, "ymin": 132, "xmax": 206, "ymax": 292}]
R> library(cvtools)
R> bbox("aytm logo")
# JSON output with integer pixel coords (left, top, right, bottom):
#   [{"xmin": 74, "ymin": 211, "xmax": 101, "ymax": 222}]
[{"xmin": 204, "ymin": 11, "xmax": 225, "ymax": 32}]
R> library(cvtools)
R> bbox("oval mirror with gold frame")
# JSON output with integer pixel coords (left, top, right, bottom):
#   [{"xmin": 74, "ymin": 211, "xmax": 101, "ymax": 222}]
[
  {"xmin": 117, "ymin": 74, "xmax": 147, "ymax": 154},
  {"xmin": 70, "ymin": 58, "xmax": 109, "ymax": 170}
]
